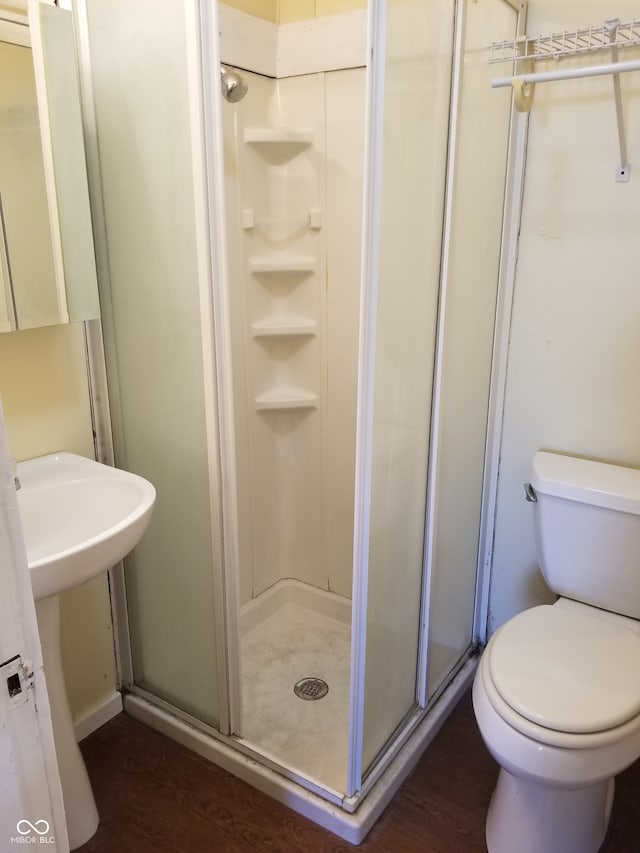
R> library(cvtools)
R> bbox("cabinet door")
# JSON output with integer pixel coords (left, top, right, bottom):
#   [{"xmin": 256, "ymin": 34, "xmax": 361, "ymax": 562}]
[
  {"xmin": 29, "ymin": 1, "xmax": 101, "ymax": 324},
  {"xmin": 0, "ymin": 3, "xmax": 101, "ymax": 333}
]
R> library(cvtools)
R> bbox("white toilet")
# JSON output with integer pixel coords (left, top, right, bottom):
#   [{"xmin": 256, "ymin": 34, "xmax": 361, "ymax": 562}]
[{"xmin": 473, "ymin": 451, "xmax": 640, "ymax": 853}]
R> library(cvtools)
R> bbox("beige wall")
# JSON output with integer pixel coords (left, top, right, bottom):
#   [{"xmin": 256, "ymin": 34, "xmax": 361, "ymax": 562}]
[
  {"xmin": 488, "ymin": 0, "xmax": 640, "ymax": 632},
  {"xmin": 220, "ymin": 0, "xmax": 277, "ymax": 21},
  {"xmin": 0, "ymin": 323, "xmax": 117, "ymax": 725},
  {"xmin": 278, "ymin": 0, "xmax": 366, "ymax": 23},
  {"xmin": 219, "ymin": 0, "xmax": 366, "ymax": 23}
]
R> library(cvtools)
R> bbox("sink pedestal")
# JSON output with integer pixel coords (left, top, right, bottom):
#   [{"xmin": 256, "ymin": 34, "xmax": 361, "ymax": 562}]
[
  {"xmin": 36, "ymin": 596, "xmax": 99, "ymax": 850},
  {"xmin": 17, "ymin": 452, "xmax": 155, "ymax": 847}
]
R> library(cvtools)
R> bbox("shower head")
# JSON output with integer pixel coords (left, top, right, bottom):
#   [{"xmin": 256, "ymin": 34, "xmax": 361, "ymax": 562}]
[{"xmin": 220, "ymin": 67, "xmax": 248, "ymax": 103}]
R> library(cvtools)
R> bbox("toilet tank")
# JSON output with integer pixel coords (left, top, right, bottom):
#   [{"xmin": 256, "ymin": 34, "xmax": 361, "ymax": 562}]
[{"xmin": 530, "ymin": 451, "xmax": 640, "ymax": 620}]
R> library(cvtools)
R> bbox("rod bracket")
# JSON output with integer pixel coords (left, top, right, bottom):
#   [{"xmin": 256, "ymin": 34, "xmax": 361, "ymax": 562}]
[
  {"xmin": 512, "ymin": 76, "xmax": 534, "ymax": 112},
  {"xmin": 607, "ymin": 19, "xmax": 631, "ymax": 182},
  {"xmin": 512, "ymin": 55, "xmax": 535, "ymax": 112}
]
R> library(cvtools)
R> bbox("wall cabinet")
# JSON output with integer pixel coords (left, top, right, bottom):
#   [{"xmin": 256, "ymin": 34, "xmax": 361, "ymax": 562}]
[{"xmin": 0, "ymin": 4, "xmax": 99, "ymax": 332}]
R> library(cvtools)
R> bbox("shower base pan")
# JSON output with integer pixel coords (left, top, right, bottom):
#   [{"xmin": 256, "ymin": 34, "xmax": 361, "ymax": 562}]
[
  {"xmin": 239, "ymin": 580, "xmax": 352, "ymax": 793},
  {"xmin": 123, "ymin": 656, "xmax": 475, "ymax": 844}
]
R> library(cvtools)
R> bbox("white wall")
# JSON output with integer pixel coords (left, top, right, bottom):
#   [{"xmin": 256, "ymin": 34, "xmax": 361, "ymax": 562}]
[
  {"xmin": 488, "ymin": 0, "xmax": 640, "ymax": 631},
  {"xmin": 218, "ymin": 3, "xmax": 367, "ymax": 605},
  {"xmin": 223, "ymin": 66, "xmax": 364, "ymax": 604}
]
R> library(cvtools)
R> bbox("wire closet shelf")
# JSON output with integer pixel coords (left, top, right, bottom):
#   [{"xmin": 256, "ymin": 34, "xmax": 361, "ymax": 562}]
[
  {"xmin": 488, "ymin": 19, "xmax": 640, "ymax": 64},
  {"xmin": 487, "ymin": 18, "xmax": 640, "ymax": 181}
]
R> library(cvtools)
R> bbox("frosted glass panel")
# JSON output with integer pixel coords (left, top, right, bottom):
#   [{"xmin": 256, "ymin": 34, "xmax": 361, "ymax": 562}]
[
  {"xmin": 362, "ymin": 0, "xmax": 455, "ymax": 773},
  {"xmin": 86, "ymin": 0, "xmax": 219, "ymax": 727},
  {"xmin": 426, "ymin": 0, "xmax": 516, "ymax": 698}
]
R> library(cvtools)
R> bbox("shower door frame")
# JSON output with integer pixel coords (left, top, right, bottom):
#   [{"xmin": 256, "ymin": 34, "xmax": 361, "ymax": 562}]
[
  {"xmin": 474, "ymin": 0, "xmax": 530, "ymax": 637},
  {"xmin": 190, "ymin": 0, "xmax": 477, "ymax": 801},
  {"xmin": 346, "ymin": 0, "xmax": 387, "ymax": 799},
  {"xmin": 72, "ymin": 0, "xmax": 242, "ymax": 738},
  {"xmin": 347, "ymin": 0, "xmax": 524, "ymax": 799},
  {"xmin": 187, "ymin": 0, "xmax": 244, "ymax": 737},
  {"xmin": 348, "ymin": 0, "xmax": 472, "ymax": 799}
]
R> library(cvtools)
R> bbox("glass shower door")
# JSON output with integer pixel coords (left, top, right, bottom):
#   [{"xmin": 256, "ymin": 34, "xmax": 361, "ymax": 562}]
[
  {"xmin": 352, "ymin": 0, "xmax": 516, "ymax": 786},
  {"xmin": 84, "ymin": 0, "xmax": 223, "ymax": 729},
  {"xmin": 355, "ymin": 0, "xmax": 456, "ymax": 778},
  {"xmin": 424, "ymin": 0, "xmax": 516, "ymax": 700}
]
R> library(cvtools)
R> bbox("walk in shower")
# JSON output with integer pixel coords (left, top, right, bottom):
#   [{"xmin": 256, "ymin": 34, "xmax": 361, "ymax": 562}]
[{"xmin": 77, "ymin": 0, "xmax": 517, "ymax": 839}]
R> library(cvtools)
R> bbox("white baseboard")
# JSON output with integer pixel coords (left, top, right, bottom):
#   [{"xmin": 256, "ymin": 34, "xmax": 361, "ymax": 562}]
[{"xmin": 74, "ymin": 690, "xmax": 123, "ymax": 742}]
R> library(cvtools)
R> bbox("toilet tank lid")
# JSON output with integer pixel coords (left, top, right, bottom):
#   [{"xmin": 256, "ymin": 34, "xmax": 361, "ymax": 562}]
[{"xmin": 531, "ymin": 452, "xmax": 640, "ymax": 515}]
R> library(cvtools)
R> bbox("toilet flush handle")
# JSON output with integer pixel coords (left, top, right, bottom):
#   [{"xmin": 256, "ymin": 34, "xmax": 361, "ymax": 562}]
[{"xmin": 524, "ymin": 483, "xmax": 537, "ymax": 502}]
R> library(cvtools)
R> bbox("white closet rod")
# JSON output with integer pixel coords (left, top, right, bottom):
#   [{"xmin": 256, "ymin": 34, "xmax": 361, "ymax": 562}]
[
  {"xmin": 493, "ymin": 57, "xmax": 636, "ymax": 181},
  {"xmin": 492, "ymin": 57, "xmax": 640, "ymax": 89}
]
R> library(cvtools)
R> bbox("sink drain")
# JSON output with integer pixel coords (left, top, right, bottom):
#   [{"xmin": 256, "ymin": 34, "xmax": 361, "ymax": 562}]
[{"xmin": 294, "ymin": 677, "xmax": 329, "ymax": 701}]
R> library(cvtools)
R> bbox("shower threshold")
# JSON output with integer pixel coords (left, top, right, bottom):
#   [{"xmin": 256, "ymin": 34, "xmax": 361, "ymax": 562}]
[{"xmin": 123, "ymin": 656, "xmax": 476, "ymax": 844}]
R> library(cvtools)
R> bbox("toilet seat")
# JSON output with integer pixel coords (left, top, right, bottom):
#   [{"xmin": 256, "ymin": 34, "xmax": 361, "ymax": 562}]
[
  {"xmin": 489, "ymin": 605, "xmax": 640, "ymax": 733},
  {"xmin": 484, "ymin": 605, "xmax": 640, "ymax": 748}
]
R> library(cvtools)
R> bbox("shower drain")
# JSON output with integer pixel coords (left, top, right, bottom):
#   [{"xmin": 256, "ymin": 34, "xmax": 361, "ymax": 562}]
[{"xmin": 293, "ymin": 677, "xmax": 329, "ymax": 701}]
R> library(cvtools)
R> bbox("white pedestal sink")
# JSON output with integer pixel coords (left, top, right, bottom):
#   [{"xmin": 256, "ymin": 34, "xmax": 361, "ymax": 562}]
[{"xmin": 16, "ymin": 452, "xmax": 155, "ymax": 850}]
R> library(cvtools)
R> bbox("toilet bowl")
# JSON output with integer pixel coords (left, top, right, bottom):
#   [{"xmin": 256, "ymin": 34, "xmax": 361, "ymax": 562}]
[
  {"xmin": 473, "ymin": 452, "xmax": 640, "ymax": 853},
  {"xmin": 473, "ymin": 600, "xmax": 640, "ymax": 853}
]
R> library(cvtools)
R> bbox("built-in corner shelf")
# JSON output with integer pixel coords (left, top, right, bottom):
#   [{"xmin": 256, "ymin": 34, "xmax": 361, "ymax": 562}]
[
  {"xmin": 241, "ymin": 209, "xmax": 323, "ymax": 231},
  {"xmin": 249, "ymin": 256, "xmax": 316, "ymax": 275},
  {"xmin": 251, "ymin": 320, "xmax": 317, "ymax": 338},
  {"xmin": 254, "ymin": 389, "xmax": 319, "ymax": 412},
  {"xmin": 240, "ymin": 122, "xmax": 321, "ymax": 424},
  {"xmin": 244, "ymin": 128, "xmax": 314, "ymax": 147}
]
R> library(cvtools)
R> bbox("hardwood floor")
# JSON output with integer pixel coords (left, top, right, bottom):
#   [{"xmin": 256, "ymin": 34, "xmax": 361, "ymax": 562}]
[{"xmin": 77, "ymin": 691, "xmax": 640, "ymax": 852}]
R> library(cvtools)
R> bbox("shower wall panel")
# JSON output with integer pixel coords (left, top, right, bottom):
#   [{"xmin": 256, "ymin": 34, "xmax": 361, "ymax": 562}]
[
  {"xmin": 218, "ymin": 0, "xmax": 366, "ymax": 26},
  {"xmin": 222, "ymin": 67, "xmax": 364, "ymax": 605}
]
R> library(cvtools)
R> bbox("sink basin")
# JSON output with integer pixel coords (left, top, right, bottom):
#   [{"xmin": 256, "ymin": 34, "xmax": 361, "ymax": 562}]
[{"xmin": 17, "ymin": 451, "xmax": 156, "ymax": 600}]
